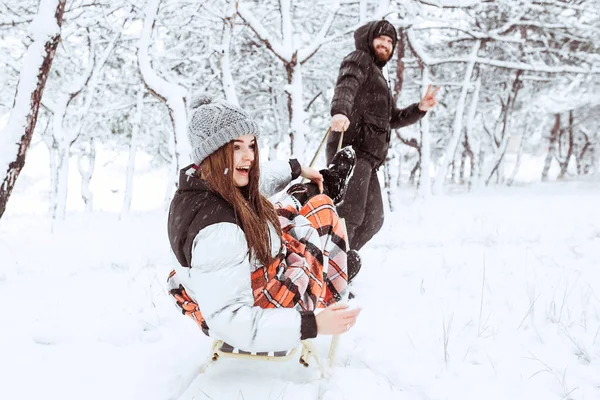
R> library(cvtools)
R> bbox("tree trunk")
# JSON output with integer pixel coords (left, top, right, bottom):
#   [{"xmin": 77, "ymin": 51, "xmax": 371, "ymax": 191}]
[
  {"xmin": 359, "ymin": 0, "xmax": 368, "ymax": 23},
  {"xmin": 383, "ymin": 157, "xmax": 394, "ymax": 212},
  {"xmin": 139, "ymin": 0, "xmax": 190, "ymax": 173},
  {"xmin": 0, "ymin": 0, "xmax": 66, "ymax": 219},
  {"xmin": 269, "ymin": 69, "xmax": 284, "ymax": 160},
  {"xmin": 576, "ymin": 129, "xmax": 591, "ymax": 175},
  {"xmin": 417, "ymin": 66, "xmax": 432, "ymax": 198},
  {"xmin": 481, "ymin": 70, "xmax": 523, "ymax": 186},
  {"xmin": 53, "ymin": 144, "xmax": 70, "ymax": 220},
  {"xmin": 507, "ymin": 135, "xmax": 526, "ymax": 187},
  {"xmin": 464, "ymin": 77, "xmax": 480, "ymax": 190},
  {"xmin": 558, "ymin": 110, "xmax": 574, "ymax": 179},
  {"xmin": 122, "ymin": 86, "xmax": 145, "ymax": 217},
  {"xmin": 78, "ymin": 138, "xmax": 95, "ymax": 212},
  {"xmin": 164, "ymin": 125, "xmax": 178, "ymax": 209},
  {"xmin": 433, "ymin": 40, "xmax": 480, "ymax": 195},
  {"xmin": 41, "ymin": 130, "xmax": 58, "ymax": 213},
  {"xmin": 285, "ymin": 57, "xmax": 307, "ymax": 158},
  {"xmin": 462, "ymin": 134, "xmax": 474, "ymax": 189},
  {"xmin": 221, "ymin": 6, "xmax": 239, "ymax": 106},
  {"xmin": 396, "ymin": 153, "xmax": 403, "ymax": 187},
  {"xmin": 410, "ymin": 160, "xmax": 420, "ymax": 185},
  {"xmin": 451, "ymin": 151, "xmax": 461, "ymax": 184},
  {"xmin": 542, "ymin": 114, "xmax": 561, "ymax": 181},
  {"xmin": 49, "ymin": 99, "xmax": 81, "ymax": 220},
  {"xmin": 469, "ymin": 142, "xmax": 480, "ymax": 189},
  {"xmin": 459, "ymin": 150, "xmax": 467, "ymax": 184},
  {"xmin": 47, "ymin": 26, "xmax": 111, "ymax": 219},
  {"xmin": 394, "ymin": 28, "xmax": 405, "ymax": 103}
]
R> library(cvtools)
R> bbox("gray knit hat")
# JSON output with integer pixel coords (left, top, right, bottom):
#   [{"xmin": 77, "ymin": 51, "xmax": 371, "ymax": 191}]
[{"xmin": 187, "ymin": 94, "xmax": 261, "ymax": 165}]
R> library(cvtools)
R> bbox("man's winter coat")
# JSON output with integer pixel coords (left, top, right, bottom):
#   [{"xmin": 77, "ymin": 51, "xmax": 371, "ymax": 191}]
[
  {"xmin": 167, "ymin": 160, "xmax": 317, "ymax": 352},
  {"xmin": 328, "ymin": 20, "xmax": 425, "ymax": 167}
]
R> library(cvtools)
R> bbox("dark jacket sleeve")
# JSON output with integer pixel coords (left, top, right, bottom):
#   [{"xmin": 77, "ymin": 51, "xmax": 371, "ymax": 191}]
[
  {"xmin": 330, "ymin": 51, "xmax": 371, "ymax": 118},
  {"xmin": 300, "ymin": 311, "xmax": 318, "ymax": 339},
  {"xmin": 390, "ymin": 103, "xmax": 427, "ymax": 129},
  {"xmin": 288, "ymin": 159, "xmax": 302, "ymax": 180}
]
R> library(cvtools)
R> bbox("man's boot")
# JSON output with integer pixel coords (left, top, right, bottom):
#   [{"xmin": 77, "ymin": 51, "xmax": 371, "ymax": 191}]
[
  {"xmin": 286, "ymin": 146, "xmax": 356, "ymax": 206},
  {"xmin": 320, "ymin": 146, "xmax": 356, "ymax": 205},
  {"xmin": 347, "ymin": 249, "xmax": 361, "ymax": 283}
]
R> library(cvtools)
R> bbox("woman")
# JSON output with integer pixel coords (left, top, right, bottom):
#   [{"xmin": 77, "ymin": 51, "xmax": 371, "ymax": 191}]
[{"xmin": 167, "ymin": 95, "xmax": 360, "ymax": 353}]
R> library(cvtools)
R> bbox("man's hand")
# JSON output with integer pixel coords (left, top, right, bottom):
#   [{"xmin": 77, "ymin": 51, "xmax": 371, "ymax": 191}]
[
  {"xmin": 418, "ymin": 84, "xmax": 440, "ymax": 112},
  {"xmin": 330, "ymin": 114, "xmax": 350, "ymax": 132}
]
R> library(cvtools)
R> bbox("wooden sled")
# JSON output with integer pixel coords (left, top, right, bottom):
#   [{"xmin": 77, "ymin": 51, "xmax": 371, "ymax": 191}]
[
  {"xmin": 198, "ymin": 335, "xmax": 339, "ymax": 378},
  {"xmin": 197, "ymin": 200, "xmax": 350, "ymax": 378}
]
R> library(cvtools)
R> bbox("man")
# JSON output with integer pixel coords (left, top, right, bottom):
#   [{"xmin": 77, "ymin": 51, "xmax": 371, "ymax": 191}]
[{"xmin": 327, "ymin": 19, "xmax": 438, "ymax": 255}]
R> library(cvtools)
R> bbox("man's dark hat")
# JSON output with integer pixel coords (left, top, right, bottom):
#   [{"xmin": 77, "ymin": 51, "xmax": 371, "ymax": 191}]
[{"xmin": 373, "ymin": 20, "xmax": 397, "ymax": 47}]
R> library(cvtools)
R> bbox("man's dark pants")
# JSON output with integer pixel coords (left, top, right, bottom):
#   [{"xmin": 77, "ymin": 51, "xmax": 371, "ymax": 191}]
[{"xmin": 335, "ymin": 155, "xmax": 384, "ymax": 251}]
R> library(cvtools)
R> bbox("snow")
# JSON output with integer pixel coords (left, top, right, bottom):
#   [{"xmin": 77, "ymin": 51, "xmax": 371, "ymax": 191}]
[{"xmin": 1, "ymin": 146, "xmax": 599, "ymax": 400}]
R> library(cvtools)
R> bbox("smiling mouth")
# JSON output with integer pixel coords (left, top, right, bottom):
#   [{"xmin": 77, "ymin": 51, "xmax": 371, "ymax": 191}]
[{"xmin": 236, "ymin": 166, "xmax": 250, "ymax": 175}]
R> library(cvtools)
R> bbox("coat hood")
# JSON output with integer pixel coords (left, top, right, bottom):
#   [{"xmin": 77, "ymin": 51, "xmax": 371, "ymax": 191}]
[{"xmin": 354, "ymin": 20, "xmax": 398, "ymax": 67}]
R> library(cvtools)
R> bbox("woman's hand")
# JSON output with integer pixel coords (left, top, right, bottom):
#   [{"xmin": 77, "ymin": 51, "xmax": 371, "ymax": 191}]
[
  {"xmin": 316, "ymin": 303, "xmax": 361, "ymax": 335},
  {"xmin": 300, "ymin": 166, "xmax": 323, "ymax": 193}
]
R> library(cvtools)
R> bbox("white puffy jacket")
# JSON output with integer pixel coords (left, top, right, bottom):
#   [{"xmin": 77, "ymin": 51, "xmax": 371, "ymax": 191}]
[{"xmin": 172, "ymin": 160, "xmax": 312, "ymax": 352}]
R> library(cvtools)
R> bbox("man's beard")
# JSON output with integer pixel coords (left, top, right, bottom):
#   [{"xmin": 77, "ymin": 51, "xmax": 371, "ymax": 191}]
[{"xmin": 374, "ymin": 47, "xmax": 391, "ymax": 62}]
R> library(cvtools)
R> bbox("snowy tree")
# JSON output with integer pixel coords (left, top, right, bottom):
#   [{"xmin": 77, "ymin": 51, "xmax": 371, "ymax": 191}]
[
  {"xmin": 398, "ymin": 0, "xmax": 600, "ymax": 194},
  {"xmin": 138, "ymin": 0, "xmax": 190, "ymax": 182},
  {"xmin": 39, "ymin": 3, "xmax": 135, "ymax": 219},
  {"xmin": 237, "ymin": 0, "xmax": 341, "ymax": 159},
  {"xmin": 0, "ymin": 0, "xmax": 66, "ymax": 219}
]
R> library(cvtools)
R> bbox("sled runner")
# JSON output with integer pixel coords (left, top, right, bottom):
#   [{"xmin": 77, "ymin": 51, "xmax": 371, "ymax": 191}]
[{"xmin": 200, "ymin": 336, "xmax": 333, "ymax": 377}]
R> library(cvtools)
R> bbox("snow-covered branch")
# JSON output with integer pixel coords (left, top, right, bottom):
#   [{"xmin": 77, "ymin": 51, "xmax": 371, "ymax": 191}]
[
  {"xmin": 406, "ymin": 28, "xmax": 600, "ymax": 74},
  {"xmin": 416, "ymin": 0, "xmax": 483, "ymax": 8},
  {"xmin": 237, "ymin": 2, "xmax": 292, "ymax": 62},
  {"xmin": 74, "ymin": 13, "xmax": 131, "ymax": 135},
  {"xmin": 411, "ymin": 23, "xmax": 524, "ymax": 44},
  {"xmin": 0, "ymin": 16, "xmax": 34, "ymax": 27},
  {"xmin": 280, "ymin": 0, "xmax": 293, "ymax": 51},
  {"xmin": 532, "ymin": 0, "xmax": 600, "ymax": 14},
  {"xmin": 298, "ymin": 4, "xmax": 339, "ymax": 63}
]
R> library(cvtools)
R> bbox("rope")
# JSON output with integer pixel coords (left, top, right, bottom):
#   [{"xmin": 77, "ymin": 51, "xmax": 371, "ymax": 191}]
[{"xmin": 308, "ymin": 127, "xmax": 345, "ymax": 168}]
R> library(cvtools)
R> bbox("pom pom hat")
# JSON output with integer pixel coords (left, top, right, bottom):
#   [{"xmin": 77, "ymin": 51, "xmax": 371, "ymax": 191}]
[{"xmin": 187, "ymin": 94, "xmax": 260, "ymax": 165}]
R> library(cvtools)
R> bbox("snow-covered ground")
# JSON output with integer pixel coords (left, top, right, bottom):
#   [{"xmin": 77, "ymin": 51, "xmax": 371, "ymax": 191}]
[{"xmin": 1, "ymin": 149, "xmax": 599, "ymax": 400}]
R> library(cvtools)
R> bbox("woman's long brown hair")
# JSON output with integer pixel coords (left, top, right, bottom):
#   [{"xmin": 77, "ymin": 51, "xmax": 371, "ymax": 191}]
[{"xmin": 199, "ymin": 140, "xmax": 282, "ymax": 266}]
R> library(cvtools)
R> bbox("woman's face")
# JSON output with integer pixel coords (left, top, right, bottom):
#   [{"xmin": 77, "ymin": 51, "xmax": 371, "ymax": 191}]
[{"xmin": 232, "ymin": 134, "xmax": 256, "ymax": 187}]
